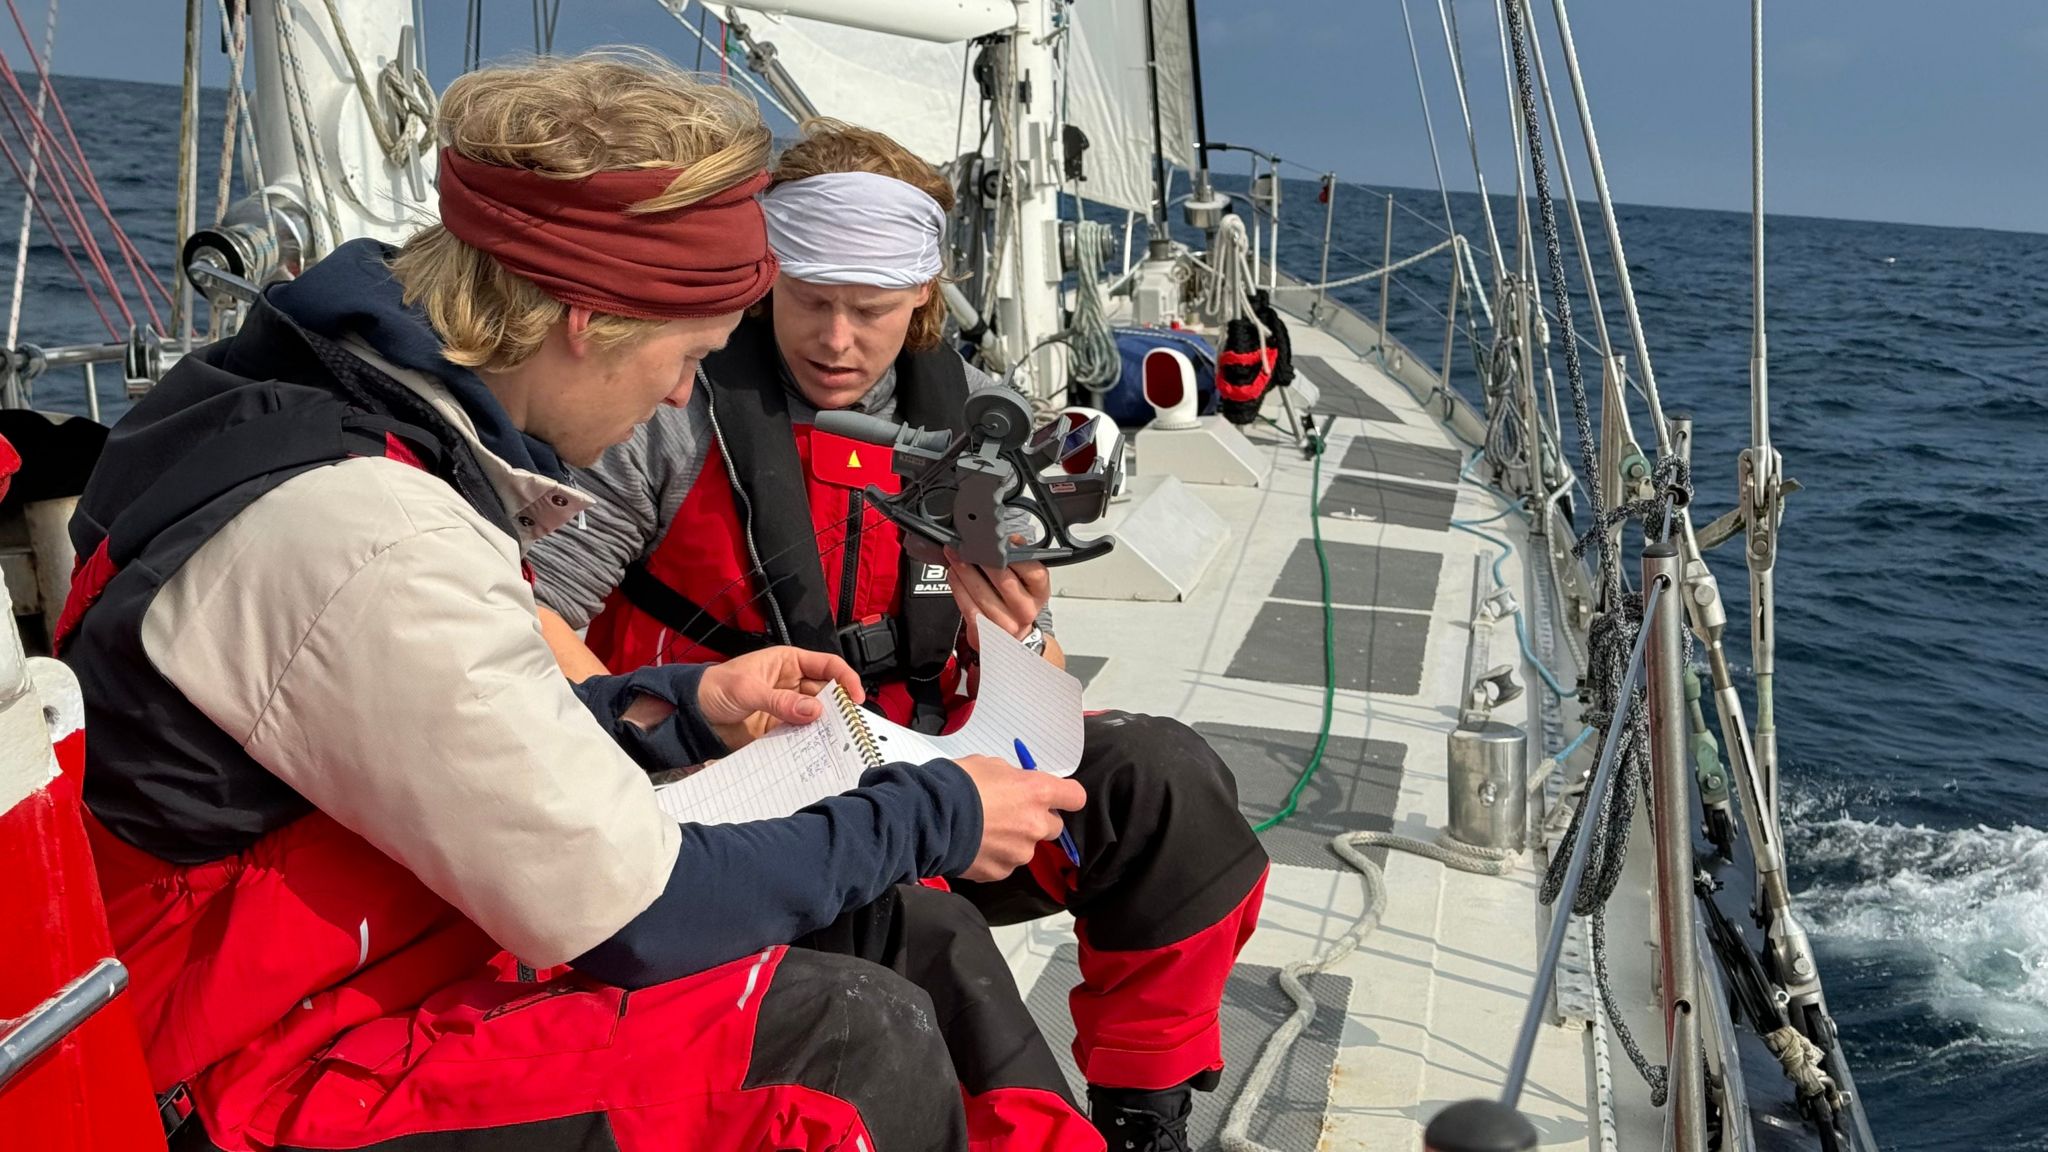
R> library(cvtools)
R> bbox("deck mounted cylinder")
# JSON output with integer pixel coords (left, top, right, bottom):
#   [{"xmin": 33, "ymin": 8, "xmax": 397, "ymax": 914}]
[{"xmin": 1447, "ymin": 720, "xmax": 1529, "ymax": 851}]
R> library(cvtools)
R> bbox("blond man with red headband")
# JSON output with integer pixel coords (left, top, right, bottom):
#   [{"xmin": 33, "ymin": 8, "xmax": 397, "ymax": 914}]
[{"xmin": 60, "ymin": 55, "xmax": 1097, "ymax": 1152}]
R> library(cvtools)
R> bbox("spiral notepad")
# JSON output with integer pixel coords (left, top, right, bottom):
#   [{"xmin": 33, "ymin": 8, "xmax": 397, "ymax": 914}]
[
  {"xmin": 833, "ymin": 683, "xmax": 885, "ymax": 771},
  {"xmin": 653, "ymin": 625, "xmax": 1086, "ymax": 826}
]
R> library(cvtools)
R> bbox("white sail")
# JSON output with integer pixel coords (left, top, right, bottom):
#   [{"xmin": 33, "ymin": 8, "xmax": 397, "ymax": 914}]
[
  {"xmin": 720, "ymin": 0, "xmax": 1196, "ymax": 216},
  {"xmin": 1065, "ymin": 0, "xmax": 1196, "ymax": 216},
  {"xmin": 718, "ymin": 12, "xmax": 975, "ymax": 167}
]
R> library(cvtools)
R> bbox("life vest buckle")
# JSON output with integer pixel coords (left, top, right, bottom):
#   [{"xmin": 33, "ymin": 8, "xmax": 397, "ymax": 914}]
[
  {"xmin": 837, "ymin": 615, "xmax": 903, "ymax": 681},
  {"xmin": 158, "ymin": 1081, "xmax": 195, "ymax": 1138}
]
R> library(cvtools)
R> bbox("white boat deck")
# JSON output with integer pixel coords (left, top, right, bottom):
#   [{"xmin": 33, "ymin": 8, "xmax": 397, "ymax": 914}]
[{"xmin": 989, "ymin": 315, "xmax": 1618, "ymax": 1149}]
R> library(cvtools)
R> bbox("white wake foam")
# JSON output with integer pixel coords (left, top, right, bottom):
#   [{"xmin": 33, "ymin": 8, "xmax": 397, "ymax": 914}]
[{"xmin": 1791, "ymin": 804, "xmax": 2048, "ymax": 1037}]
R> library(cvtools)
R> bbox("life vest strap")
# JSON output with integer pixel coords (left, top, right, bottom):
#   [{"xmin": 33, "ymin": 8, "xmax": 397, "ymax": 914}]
[{"xmin": 618, "ymin": 559, "xmax": 777, "ymax": 660}]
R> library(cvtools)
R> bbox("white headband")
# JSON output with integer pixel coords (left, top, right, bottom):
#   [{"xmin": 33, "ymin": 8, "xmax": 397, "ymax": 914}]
[{"xmin": 762, "ymin": 171, "xmax": 945, "ymax": 290}]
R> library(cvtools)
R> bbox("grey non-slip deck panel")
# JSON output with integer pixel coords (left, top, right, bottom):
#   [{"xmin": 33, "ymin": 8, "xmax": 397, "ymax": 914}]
[
  {"xmin": 1223, "ymin": 600, "xmax": 1429, "ymax": 696},
  {"xmin": 1296, "ymin": 354, "xmax": 1398, "ymax": 423},
  {"xmin": 1338, "ymin": 437, "xmax": 1464, "ymax": 485},
  {"xmin": 1025, "ymin": 945, "xmax": 1349, "ymax": 1151},
  {"xmin": 1317, "ymin": 472, "xmax": 1457, "ymax": 532},
  {"xmin": 1271, "ymin": 538, "xmax": 1443, "ymax": 612},
  {"xmin": 1198, "ymin": 722, "xmax": 1405, "ymax": 871}
]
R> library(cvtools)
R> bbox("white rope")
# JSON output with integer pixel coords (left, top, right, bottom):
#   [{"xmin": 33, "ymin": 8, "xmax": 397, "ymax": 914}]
[
  {"xmin": 6, "ymin": 0, "xmax": 59, "ymax": 369},
  {"xmin": 1195, "ymin": 213, "xmax": 1262, "ymax": 332},
  {"xmin": 1066, "ymin": 220, "xmax": 1118, "ymax": 390},
  {"xmin": 1219, "ymin": 828, "xmax": 1516, "ymax": 1152},
  {"xmin": 1763, "ymin": 1025, "xmax": 1845, "ymax": 1113},
  {"xmin": 1269, "ymin": 234, "xmax": 1458, "ymax": 293},
  {"xmin": 274, "ymin": 0, "xmax": 344, "ymax": 253},
  {"xmin": 215, "ymin": 0, "xmax": 248, "ymax": 224}
]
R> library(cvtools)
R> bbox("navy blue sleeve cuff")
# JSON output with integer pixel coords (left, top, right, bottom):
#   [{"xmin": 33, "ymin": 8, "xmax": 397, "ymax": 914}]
[
  {"xmin": 570, "ymin": 665, "xmax": 730, "ymax": 772},
  {"xmin": 570, "ymin": 758, "xmax": 985, "ymax": 989},
  {"xmin": 873, "ymin": 758, "xmax": 983, "ymax": 879}
]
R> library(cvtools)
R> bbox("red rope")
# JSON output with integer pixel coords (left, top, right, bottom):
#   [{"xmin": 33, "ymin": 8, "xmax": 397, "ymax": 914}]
[
  {"xmin": 0, "ymin": 121, "xmax": 119, "ymax": 338},
  {"xmin": 2, "ymin": 0, "xmax": 171, "ymax": 317},
  {"xmin": 0, "ymin": 94, "xmax": 136, "ymax": 331},
  {"xmin": 2, "ymin": 0, "xmax": 171, "ymax": 306}
]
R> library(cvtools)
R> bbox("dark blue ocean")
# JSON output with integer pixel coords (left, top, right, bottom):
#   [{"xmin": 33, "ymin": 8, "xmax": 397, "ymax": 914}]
[{"xmin": 14, "ymin": 74, "xmax": 2046, "ymax": 1150}]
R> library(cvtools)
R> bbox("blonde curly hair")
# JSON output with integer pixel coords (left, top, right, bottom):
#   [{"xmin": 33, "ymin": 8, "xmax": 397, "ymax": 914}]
[
  {"xmin": 765, "ymin": 118, "xmax": 956, "ymax": 352},
  {"xmin": 391, "ymin": 50, "xmax": 772, "ymax": 373}
]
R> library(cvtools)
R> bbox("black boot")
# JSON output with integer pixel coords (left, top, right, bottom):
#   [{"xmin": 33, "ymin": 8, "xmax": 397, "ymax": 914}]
[{"xmin": 1088, "ymin": 1083, "xmax": 1194, "ymax": 1152}]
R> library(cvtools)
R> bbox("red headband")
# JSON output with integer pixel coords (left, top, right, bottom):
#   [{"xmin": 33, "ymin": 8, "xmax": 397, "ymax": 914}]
[{"xmin": 436, "ymin": 149, "xmax": 777, "ymax": 320}]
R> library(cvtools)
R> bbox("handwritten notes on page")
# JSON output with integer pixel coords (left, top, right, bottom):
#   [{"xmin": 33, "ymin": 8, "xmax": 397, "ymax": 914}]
[{"xmin": 652, "ymin": 627, "xmax": 1085, "ymax": 825}]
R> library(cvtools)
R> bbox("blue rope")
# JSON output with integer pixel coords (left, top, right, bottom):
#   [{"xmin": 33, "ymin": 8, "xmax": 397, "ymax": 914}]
[
  {"xmin": 1554, "ymin": 724, "xmax": 1595, "ymax": 762},
  {"xmin": 1452, "ymin": 450, "xmax": 1574, "ymax": 699}
]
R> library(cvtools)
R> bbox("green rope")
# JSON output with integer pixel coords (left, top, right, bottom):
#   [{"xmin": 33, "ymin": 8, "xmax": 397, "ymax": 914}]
[{"xmin": 1252, "ymin": 440, "xmax": 1338, "ymax": 833}]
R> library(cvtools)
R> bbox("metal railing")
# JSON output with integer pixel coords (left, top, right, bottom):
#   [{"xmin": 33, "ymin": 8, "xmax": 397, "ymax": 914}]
[
  {"xmin": 0, "ymin": 957, "xmax": 130, "ymax": 1093},
  {"xmin": 1422, "ymin": 548, "xmax": 1706, "ymax": 1152},
  {"xmin": 1, "ymin": 329, "xmax": 173, "ymax": 420}
]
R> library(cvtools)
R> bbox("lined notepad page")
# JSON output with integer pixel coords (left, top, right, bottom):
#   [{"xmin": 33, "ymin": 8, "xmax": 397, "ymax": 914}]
[
  {"xmin": 653, "ymin": 627, "xmax": 1086, "ymax": 825},
  {"xmin": 872, "ymin": 626, "xmax": 1086, "ymax": 776},
  {"xmin": 652, "ymin": 685, "xmax": 871, "ymax": 825}
]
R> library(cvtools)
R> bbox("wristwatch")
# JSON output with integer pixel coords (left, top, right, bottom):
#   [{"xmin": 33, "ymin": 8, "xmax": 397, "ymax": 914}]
[{"xmin": 1018, "ymin": 626, "xmax": 1048, "ymax": 655}]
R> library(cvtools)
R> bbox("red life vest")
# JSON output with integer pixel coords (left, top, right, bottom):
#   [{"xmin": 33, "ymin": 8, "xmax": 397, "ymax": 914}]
[
  {"xmin": 57, "ymin": 300, "xmax": 513, "ymax": 1139},
  {"xmin": 585, "ymin": 314, "xmax": 972, "ymax": 732}
]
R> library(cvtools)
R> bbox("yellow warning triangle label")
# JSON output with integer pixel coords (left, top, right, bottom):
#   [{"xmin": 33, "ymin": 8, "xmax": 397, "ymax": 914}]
[{"xmin": 846, "ymin": 450, "xmax": 862, "ymax": 468}]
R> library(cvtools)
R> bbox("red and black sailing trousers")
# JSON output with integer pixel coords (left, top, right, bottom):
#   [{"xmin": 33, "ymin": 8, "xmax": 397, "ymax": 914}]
[
  {"xmin": 189, "ymin": 720, "xmax": 1269, "ymax": 1152},
  {"xmin": 792, "ymin": 709, "xmax": 1271, "ymax": 1145},
  {"xmin": 167, "ymin": 943, "xmax": 1105, "ymax": 1152},
  {"xmin": 954, "ymin": 710, "xmax": 1272, "ymax": 1092}
]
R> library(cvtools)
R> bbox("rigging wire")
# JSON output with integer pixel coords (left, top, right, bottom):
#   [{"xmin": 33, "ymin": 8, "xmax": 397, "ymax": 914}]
[
  {"xmin": 0, "ymin": 92, "xmax": 136, "ymax": 330},
  {"xmin": 0, "ymin": 104, "xmax": 115, "ymax": 339},
  {"xmin": 1, "ymin": 0, "xmax": 171, "ymax": 315},
  {"xmin": 1396, "ymin": 0, "xmax": 1458, "ymax": 239},
  {"xmin": 273, "ymin": 0, "xmax": 344, "ymax": 254},
  {"xmin": 1435, "ymin": 0, "xmax": 1507, "ymax": 288},
  {"xmin": 658, "ymin": 5, "xmax": 798, "ymax": 124},
  {"xmin": 4, "ymin": 0, "xmax": 55, "ymax": 375},
  {"xmin": 465, "ymin": 0, "xmax": 482, "ymax": 73},
  {"xmin": 214, "ymin": 0, "xmax": 247, "ymax": 223},
  {"xmin": 1504, "ymin": 0, "xmax": 1702, "ymax": 1106}
]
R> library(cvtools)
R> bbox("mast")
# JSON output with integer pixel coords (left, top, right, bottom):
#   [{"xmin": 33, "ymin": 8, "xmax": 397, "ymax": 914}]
[
  {"xmin": 993, "ymin": 0, "xmax": 1067, "ymax": 396},
  {"xmin": 1142, "ymin": 0, "xmax": 1170, "ymax": 226},
  {"xmin": 1184, "ymin": 0, "xmax": 1211, "ymax": 184},
  {"xmin": 246, "ymin": 0, "xmax": 437, "ymax": 255}
]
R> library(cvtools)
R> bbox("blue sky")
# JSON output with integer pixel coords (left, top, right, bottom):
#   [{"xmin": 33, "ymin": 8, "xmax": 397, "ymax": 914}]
[{"xmin": 33, "ymin": 0, "xmax": 2048, "ymax": 234}]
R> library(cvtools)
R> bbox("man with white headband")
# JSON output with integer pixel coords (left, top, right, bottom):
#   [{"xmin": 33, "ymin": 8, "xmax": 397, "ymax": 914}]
[{"xmin": 528, "ymin": 118, "xmax": 1270, "ymax": 1150}]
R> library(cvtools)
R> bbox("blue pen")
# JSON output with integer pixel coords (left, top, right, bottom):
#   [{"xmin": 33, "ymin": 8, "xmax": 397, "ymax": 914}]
[{"xmin": 1014, "ymin": 738, "xmax": 1082, "ymax": 867}]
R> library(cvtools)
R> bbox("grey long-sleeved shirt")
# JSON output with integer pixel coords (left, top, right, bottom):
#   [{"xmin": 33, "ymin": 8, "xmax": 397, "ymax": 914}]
[{"xmin": 527, "ymin": 359, "xmax": 1055, "ymax": 637}]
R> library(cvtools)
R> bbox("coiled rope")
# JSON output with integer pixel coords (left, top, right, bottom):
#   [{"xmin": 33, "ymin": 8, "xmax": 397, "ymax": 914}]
[
  {"xmin": 1066, "ymin": 219, "xmax": 1119, "ymax": 391},
  {"xmin": 1197, "ymin": 212, "xmax": 1266, "ymax": 338},
  {"xmin": 1219, "ymin": 829, "xmax": 1515, "ymax": 1152}
]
